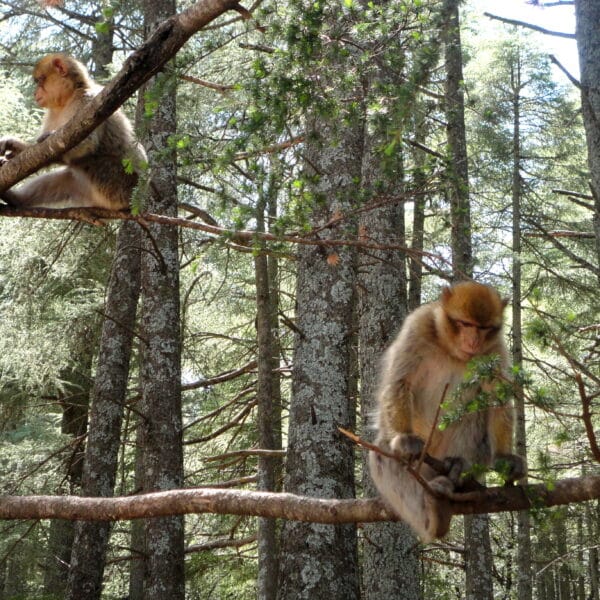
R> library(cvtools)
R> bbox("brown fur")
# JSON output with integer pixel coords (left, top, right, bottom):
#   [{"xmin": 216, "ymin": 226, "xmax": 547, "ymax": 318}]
[
  {"xmin": 369, "ymin": 281, "xmax": 523, "ymax": 542},
  {"xmin": 0, "ymin": 53, "xmax": 146, "ymax": 210}
]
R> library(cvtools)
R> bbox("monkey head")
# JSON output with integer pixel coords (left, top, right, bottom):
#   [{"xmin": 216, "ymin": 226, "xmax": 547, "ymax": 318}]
[
  {"xmin": 32, "ymin": 54, "xmax": 90, "ymax": 110},
  {"xmin": 438, "ymin": 281, "xmax": 508, "ymax": 362}
]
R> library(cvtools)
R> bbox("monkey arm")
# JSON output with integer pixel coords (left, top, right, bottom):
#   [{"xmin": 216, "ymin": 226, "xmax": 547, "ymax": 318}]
[
  {"xmin": 377, "ymin": 379, "xmax": 431, "ymax": 460},
  {"xmin": 62, "ymin": 128, "xmax": 102, "ymax": 162},
  {"xmin": 487, "ymin": 405, "xmax": 513, "ymax": 455},
  {"xmin": 487, "ymin": 405, "xmax": 524, "ymax": 482}
]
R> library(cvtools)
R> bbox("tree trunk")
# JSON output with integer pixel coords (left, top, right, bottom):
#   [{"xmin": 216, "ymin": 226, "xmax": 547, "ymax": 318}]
[
  {"xmin": 129, "ymin": 420, "xmax": 146, "ymax": 600},
  {"xmin": 510, "ymin": 54, "xmax": 533, "ymax": 600},
  {"xmin": 255, "ymin": 176, "xmax": 282, "ymax": 600},
  {"xmin": 408, "ymin": 127, "xmax": 427, "ymax": 311},
  {"xmin": 464, "ymin": 513, "xmax": 493, "ymax": 600},
  {"xmin": 358, "ymin": 73, "xmax": 420, "ymax": 599},
  {"xmin": 442, "ymin": 1, "xmax": 492, "ymax": 595},
  {"xmin": 589, "ymin": 501, "xmax": 600, "ymax": 600},
  {"xmin": 276, "ymin": 111, "xmax": 362, "ymax": 599},
  {"xmin": 65, "ymin": 222, "xmax": 141, "ymax": 600},
  {"xmin": 138, "ymin": 1, "xmax": 185, "ymax": 597},
  {"xmin": 44, "ymin": 343, "xmax": 94, "ymax": 595},
  {"xmin": 442, "ymin": 0, "xmax": 472, "ymax": 281},
  {"xmin": 574, "ymin": 0, "xmax": 600, "ymax": 272}
]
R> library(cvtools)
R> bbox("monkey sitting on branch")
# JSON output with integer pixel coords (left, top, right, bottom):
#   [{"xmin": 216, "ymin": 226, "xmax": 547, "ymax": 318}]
[
  {"xmin": 369, "ymin": 281, "xmax": 524, "ymax": 542},
  {"xmin": 0, "ymin": 53, "xmax": 146, "ymax": 210}
]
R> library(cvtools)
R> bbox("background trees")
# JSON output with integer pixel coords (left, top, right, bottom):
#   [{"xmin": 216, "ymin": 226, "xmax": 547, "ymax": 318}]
[{"xmin": 0, "ymin": 0, "xmax": 597, "ymax": 599}]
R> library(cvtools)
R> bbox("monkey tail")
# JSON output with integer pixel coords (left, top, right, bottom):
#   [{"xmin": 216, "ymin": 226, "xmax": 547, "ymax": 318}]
[{"xmin": 368, "ymin": 451, "xmax": 452, "ymax": 543}]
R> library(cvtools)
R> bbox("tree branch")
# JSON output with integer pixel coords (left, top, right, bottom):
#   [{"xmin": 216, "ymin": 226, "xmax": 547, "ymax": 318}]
[
  {"xmin": 483, "ymin": 12, "xmax": 575, "ymax": 39},
  {"xmin": 3, "ymin": 477, "xmax": 600, "ymax": 522},
  {"xmin": 0, "ymin": 0, "xmax": 244, "ymax": 193},
  {"xmin": 0, "ymin": 206, "xmax": 440, "ymax": 264}
]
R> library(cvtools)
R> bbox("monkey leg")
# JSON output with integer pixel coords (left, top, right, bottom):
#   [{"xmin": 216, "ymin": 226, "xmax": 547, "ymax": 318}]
[
  {"xmin": 369, "ymin": 451, "xmax": 453, "ymax": 542},
  {"xmin": 2, "ymin": 167, "xmax": 100, "ymax": 209}
]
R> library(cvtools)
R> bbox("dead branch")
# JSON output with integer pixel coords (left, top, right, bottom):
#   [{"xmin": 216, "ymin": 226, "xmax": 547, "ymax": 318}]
[
  {"xmin": 184, "ymin": 399, "xmax": 257, "ymax": 445},
  {"xmin": 180, "ymin": 74, "xmax": 235, "ymax": 93},
  {"xmin": 415, "ymin": 383, "xmax": 449, "ymax": 474},
  {"xmin": 182, "ymin": 360, "xmax": 257, "ymax": 391},
  {"xmin": 549, "ymin": 54, "xmax": 580, "ymax": 88},
  {"xmin": 205, "ymin": 448, "xmax": 286, "ymax": 462},
  {"xmin": 552, "ymin": 188, "xmax": 594, "ymax": 200},
  {"xmin": 524, "ymin": 230, "xmax": 595, "ymax": 239},
  {"xmin": 0, "ymin": 0, "xmax": 244, "ymax": 193},
  {"xmin": 483, "ymin": 12, "xmax": 575, "ymax": 39}
]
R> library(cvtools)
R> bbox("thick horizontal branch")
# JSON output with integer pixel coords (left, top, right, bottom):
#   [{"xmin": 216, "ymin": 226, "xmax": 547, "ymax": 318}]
[
  {"xmin": 2, "ymin": 475, "xmax": 600, "ymax": 522},
  {"xmin": 0, "ymin": 0, "xmax": 243, "ymax": 192}
]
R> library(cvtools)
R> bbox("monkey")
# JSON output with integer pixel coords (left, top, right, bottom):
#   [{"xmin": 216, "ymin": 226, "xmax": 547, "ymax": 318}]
[
  {"xmin": 0, "ymin": 53, "xmax": 146, "ymax": 210},
  {"xmin": 368, "ymin": 281, "xmax": 524, "ymax": 542}
]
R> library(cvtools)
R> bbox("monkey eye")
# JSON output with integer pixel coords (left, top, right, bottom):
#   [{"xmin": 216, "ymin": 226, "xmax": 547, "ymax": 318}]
[
  {"xmin": 453, "ymin": 318, "xmax": 477, "ymax": 329},
  {"xmin": 449, "ymin": 317, "xmax": 498, "ymax": 333}
]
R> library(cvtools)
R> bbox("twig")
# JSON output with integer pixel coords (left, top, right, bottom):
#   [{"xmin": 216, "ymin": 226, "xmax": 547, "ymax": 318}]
[
  {"xmin": 205, "ymin": 448, "xmax": 286, "ymax": 462},
  {"xmin": 337, "ymin": 427, "xmax": 447, "ymax": 497}
]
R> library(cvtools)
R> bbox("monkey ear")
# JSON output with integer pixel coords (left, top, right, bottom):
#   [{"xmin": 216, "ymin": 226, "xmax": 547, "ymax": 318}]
[
  {"xmin": 501, "ymin": 296, "xmax": 510, "ymax": 308},
  {"xmin": 53, "ymin": 58, "xmax": 68, "ymax": 77},
  {"xmin": 440, "ymin": 286, "xmax": 453, "ymax": 304}
]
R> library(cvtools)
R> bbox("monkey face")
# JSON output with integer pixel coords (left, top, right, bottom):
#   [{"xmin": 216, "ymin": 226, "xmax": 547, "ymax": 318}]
[
  {"xmin": 33, "ymin": 55, "xmax": 74, "ymax": 109},
  {"xmin": 448, "ymin": 317, "xmax": 499, "ymax": 360},
  {"xmin": 441, "ymin": 282, "xmax": 505, "ymax": 361}
]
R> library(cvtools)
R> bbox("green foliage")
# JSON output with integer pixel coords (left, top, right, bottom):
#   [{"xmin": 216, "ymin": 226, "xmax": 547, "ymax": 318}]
[{"xmin": 439, "ymin": 355, "xmax": 513, "ymax": 430}]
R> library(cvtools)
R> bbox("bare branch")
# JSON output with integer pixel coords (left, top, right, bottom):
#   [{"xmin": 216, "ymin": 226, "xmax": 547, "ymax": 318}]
[
  {"xmin": 549, "ymin": 54, "xmax": 580, "ymax": 88},
  {"xmin": 182, "ymin": 360, "xmax": 257, "ymax": 391},
  {"xmin": 483, "ymin": 12, "xmax": 575, "ymax": 39},
  {"xmin": 0, "ymin": 206, "xmax": 441, "ymax": 265}
]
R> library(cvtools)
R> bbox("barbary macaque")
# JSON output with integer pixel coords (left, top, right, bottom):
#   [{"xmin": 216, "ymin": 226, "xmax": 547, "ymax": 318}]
[
  {"xmin": 369, "ymin": 281, "xmax": 524, "ymax": 542},
  {"xmin": 0, "ymin": 53, "xmax": 146, "ymax": 209}
]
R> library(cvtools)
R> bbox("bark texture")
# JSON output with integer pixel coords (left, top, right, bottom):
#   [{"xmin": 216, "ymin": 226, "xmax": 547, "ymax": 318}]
[
  {"xmin": 136, "ymin": 1, "xmax": 184, "ymax": 597},
  {"xmin": 574, "ymin": 0, "xmax": 600, "ymax": 271},
  {"xmin": 358, "ymin": 78, "xmax": 420, "ymax": 600},
  {"xmin": 65, "ymin": 222, "xmax": 141, "ymax": 600},
  {"xmin": 276, "ymin": 109, "xmax": 362, "ymax": 599}
]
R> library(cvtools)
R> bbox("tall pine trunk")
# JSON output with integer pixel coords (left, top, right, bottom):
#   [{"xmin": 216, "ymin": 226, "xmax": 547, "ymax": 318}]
[
  {"xmin": 358, "ymin": 73, "xmax": 420, "ymax": 599},
  {"xmin": 137, "ymin": 1, "xmax": 184, "ymax": 596},
  {"xmin": 442, "ymin": 1, "xmax": 492, "ymax": 596},
  {"xmin": 255, "ymin": 175, "xmax": 282, "ymax": 600},
  {"xmin": 65, "ymin": 222, "xmax": 141, "ymax": 600},
  {"xmin": 510, "ymin": 54, "xmax": 532, "ymax": 600},
  {"xmin": 574, "ymin": 0, "xmax": 600, "ymax": 273},
  {"xmin": 276, "ymin": 116, "xmax": 362, "ymax": 600}
]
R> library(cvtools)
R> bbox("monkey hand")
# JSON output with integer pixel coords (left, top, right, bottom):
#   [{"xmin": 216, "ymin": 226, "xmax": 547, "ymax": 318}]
[
  {"xmin": 390, "ymin": 432, "xmax": 425, "ymax": 461},
  {"xmin": 428, "ymin": 475, "xmax": 454, "ymax": 497},
  {"xmin": 493, "ymin": 452, "xmax": 525, "ymax": 484},
  {"xmin": 0, "ymin": 137, "xmax": 27, "ymax": 164},
  {"xmin": 441, "ymin": 456, "xmax": 470, "ymax": 485}
]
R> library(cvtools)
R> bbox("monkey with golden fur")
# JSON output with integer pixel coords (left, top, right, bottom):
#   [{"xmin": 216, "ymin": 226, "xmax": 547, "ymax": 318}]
[
  {"xmin": 369, "ymin": 281, "xmax": 524, "ymax": 542},
  {"xmin": 0, "ymin": 53, "xmax": 146, "ymax": 210}
]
